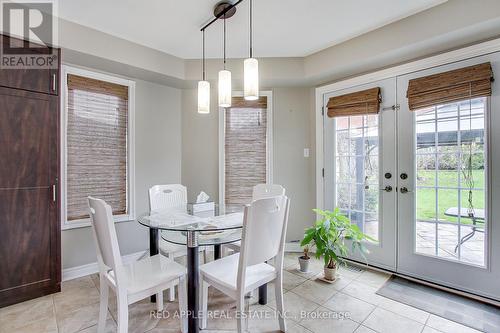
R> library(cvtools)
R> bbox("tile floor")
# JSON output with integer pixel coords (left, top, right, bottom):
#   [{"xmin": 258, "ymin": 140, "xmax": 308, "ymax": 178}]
[{"xmin": 0, "ymin": 253, "xmax": 483, "ymax": 333}]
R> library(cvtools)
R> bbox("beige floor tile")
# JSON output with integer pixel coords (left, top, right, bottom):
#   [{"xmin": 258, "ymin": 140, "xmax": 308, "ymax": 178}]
[
  {"xmin": 54, "ymin": 277, "xmax": 100, "ymax": 315},
  {"xmin": 377, "ymin": 297, "xmax": 429, "ymax": 324},
  {"xmin": 313, "ymin": 273, "xmax": 353, "ymax": 291},
  {"xmin": 57, "ymin": 302, "xmax": 112, "ymax": 333},
  {"xmin": 323, "ymin": 292, "xmax": 375, "ymax": 324},
  {"xmin": 77, "ymin": 318, "xmax": 117, "ymax": 333},
  {"xmin": 337, "ymin": 266, "xmax": 364, "ymax": 280},
  {"xmin": 283, "ymin": 270, "xmax": 307, "ymax": 291},
  {"xmin": 268, "ymin": 291, "xmax": 319, "ymax": 322},
  {"xmin": 421, "ymin": 326, "xmax": 443, "ymax": 333},
  {"xmin": 353, "ymin": 325, "xmax": 377, "ymax": 333},
  {"xmin": 286, "ymin": 323, "xmax": 314, "ymax": 333},
  {"xmin": 0, "ymin": 316, "xmax": 57, "ymax": 333},
  {"xmin": 426, "ymin": 314, "xmax": 482, "ymax": 333},
  {"xmin": 289, "ymin": 279, "xmax": 338, "ymax": 305},
  {"xmin": 362, "ymin": 307, "xmax": 424, "ymax": 333},
  {"xmin": 341, "ymin": 281, "xmax": 385, "ymax": 306},
  {"xmin": 0, "ymin": 295, "xmax": 55, "ymax": 331},
  {"xmin": 355, "ymin": 270, "xmax": 391, "ymax": 289},
  {"xmin": 299, "ymin": 306, "xmax": 360, "ymax": 333}
]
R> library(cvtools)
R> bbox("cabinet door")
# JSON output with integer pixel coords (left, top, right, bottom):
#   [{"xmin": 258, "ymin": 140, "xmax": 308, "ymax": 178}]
[
  {"xmin": 0, "ymin": 87, "xmax": 60, "ymax": 307},
  {"xmin": 0, "ymin": 35, "xmax": 59, "ymax": 95}
]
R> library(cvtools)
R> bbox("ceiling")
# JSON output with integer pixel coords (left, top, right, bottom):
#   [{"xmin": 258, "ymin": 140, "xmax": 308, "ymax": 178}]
[{"xmin": 58, "ymin": 0, "xmax": 447, "ymax": 59}]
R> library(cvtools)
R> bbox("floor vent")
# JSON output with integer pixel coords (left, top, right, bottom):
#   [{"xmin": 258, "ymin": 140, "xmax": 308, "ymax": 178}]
[{"xmin": 344, "ymin": 263, "xmax": 364, "ymax": 273}]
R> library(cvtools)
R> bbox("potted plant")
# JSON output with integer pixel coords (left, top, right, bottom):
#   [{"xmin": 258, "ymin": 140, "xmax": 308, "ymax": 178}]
[
  {"xmin": 300, "ymin": 208, "xmax": 373, "ymax": 281},
  {"xmin": 298, "ymin": 245, "xmax": 311, "ymax": 272}
]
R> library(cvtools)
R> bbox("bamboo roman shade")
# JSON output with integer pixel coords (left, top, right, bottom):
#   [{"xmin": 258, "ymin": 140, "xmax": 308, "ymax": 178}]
[
  {"xmin": 327, "ymin": 87, "xmax": 381, "ymax": 118},
  {"xmin": 225, "ymin": 96, "xmax": 267, "ymax": 213},
  {"xmin": 407, "ymin": 62, "xmax": 493, "ymax": 111},
  {"xmin": 67, "ymin": 74, "xmax": 128, "ymax": 220}
]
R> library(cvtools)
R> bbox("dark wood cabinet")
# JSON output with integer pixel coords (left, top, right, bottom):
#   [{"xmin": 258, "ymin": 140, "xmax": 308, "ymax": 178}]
[
  {"xmin": 0, "ymin": 35, "xmax": 59, "ymax": 95},
  {"xmin": 0, "ymin": 34, "xmax": 60, "ymax": 308}
]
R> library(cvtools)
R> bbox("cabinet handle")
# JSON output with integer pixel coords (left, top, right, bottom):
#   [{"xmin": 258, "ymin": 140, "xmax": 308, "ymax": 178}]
[
  {"xmin": 52, "ymin": 184, "xmax": 56, "ymax": 202},
  {"xmin": 52, "ymin": 73, "xmax": 57, "ymax": 92}
]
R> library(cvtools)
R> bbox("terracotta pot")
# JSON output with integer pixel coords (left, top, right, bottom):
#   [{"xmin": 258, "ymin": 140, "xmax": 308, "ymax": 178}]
[
  {"xmin": 298, "ymin": 256, "xmax": 310, "ymax": 272},
  {"xmin": 323, "ymin": 265, "xmax": 337, "ymax": 281}
]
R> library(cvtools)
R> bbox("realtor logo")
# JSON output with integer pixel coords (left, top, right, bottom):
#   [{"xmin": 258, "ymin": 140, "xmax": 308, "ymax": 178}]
[{"xmin": 1, "ymin": 0, "xmax": 58, "ymax": 69}]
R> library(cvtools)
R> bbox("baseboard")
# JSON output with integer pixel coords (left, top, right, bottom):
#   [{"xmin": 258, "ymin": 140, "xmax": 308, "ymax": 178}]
[
  {"xmin": 285, "ymin": 242, "xmax": 302, "ymax": 252},
  {"xmin": 62, "ymin": 250, "xmax": 146, "ymax": 281}
]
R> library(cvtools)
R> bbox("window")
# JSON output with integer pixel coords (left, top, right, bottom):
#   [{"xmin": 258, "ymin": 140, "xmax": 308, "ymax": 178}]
[
  {"xmin": 415, "ymin": 98, "xmax": 486, "ymax": 266},
  {"xmin": 220, "ymin": 93, "xmax": 272, "ymax": 213},
  {"xmin": 334, "ymin": 114, "xmax": 379, "ymax": 241},
  {"xmin": 62, "ymin": 66, "xmax": 135, "ymax": 229}
]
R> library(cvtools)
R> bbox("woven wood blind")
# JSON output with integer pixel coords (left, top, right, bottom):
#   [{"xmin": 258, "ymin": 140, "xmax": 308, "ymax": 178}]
[
  {"xmin": 407, "ymin": 62, "xmax": 493, "ymax": 111},
  {"xmin": 327, "ymin": 87, "xmax": 381, "ymax": 118},
  {"xmin": 225, "ymin": 96, "xmax": 267, "ymax": 213},
  {"xmin": 67, "ymin": 74, "xmax": 128, "ymax": 220}
]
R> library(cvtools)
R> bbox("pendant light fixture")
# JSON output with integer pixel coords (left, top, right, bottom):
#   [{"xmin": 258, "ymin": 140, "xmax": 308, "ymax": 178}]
[
  {"xmin": 244, "ymin": 0, "xmax": 259, "ymax": 101},
  {"xmin": 218, "ymin": 13, "xmax": 232, "ymax": 108},
  {"xmin": 197, "ymin": 30, "xmax": 210, "ymax": 114}
]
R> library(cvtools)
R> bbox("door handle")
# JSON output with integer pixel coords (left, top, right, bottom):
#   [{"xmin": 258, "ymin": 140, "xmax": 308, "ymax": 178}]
[
  {"xmin": 52, "ymin": 73, "xmax": 57, "ymax": 92},
  {"xmin": 52, "ymin": 184, "xmax": 56, "ymax": 202},
  {"xmin": 380, "ymin": 185, "xmax": 393, "ymax": 192},
  {"xmin": 400, "ymin": 187, "xmax": 412, "ymax": 194}
]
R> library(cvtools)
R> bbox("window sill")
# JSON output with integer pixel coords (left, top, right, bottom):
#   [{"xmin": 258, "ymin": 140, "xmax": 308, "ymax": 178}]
[{"xmin": 61, "ymin": 214, "xmax": 135, "ymax": 230}]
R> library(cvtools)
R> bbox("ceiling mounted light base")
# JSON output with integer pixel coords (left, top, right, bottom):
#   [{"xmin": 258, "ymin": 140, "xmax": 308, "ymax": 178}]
[{"xmin": 214, "ymin": 1, "xmax": 237, "ymax": 19}]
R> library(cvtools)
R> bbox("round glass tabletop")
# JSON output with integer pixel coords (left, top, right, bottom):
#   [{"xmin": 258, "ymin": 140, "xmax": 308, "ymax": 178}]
[
  {"xmin": 161, "ymin": 228, "xmax": 242, "ymax": 246},
  {"xmin": 137, "ymin": 210, "xmax": 244, "ymax": 232}
]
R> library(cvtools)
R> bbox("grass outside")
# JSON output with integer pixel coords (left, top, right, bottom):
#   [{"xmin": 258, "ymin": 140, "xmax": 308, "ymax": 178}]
[{"xmin": 417, "ymin": 170, "xmax": 485, "ymax": 224}]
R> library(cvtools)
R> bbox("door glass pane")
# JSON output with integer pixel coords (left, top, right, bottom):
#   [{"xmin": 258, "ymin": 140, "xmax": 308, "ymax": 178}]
[
  {"xmin": 415, "ymin": 98, "xmax": 486, "ymax": 266},
  {"xmin": 334, "ymin": 115, "xmax": 379, "ymax": 242}
]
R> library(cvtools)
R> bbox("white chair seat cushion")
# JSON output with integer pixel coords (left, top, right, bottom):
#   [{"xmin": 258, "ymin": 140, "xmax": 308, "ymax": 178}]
[
  {"xmin": 199, "ymin": 253, "xmax": 276, "ymax": 293},
  {"xmin": 112, "ymin": 255, "xmax": 186, "ymax": 294}
]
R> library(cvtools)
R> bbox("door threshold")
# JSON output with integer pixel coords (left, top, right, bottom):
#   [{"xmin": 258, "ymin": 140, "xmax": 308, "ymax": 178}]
[{"xmin": 344, "ymin": 258, "xmax": 500, "ymax": 307}]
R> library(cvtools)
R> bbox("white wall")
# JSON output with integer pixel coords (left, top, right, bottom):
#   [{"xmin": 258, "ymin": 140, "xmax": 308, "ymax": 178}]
[
  {"xmin": 61, "ymin": 78, "xmax": 182, "ymax": 269},
  {"xmin": 181, "ymin": 87, "xmax": 315, "ymax": 242}
]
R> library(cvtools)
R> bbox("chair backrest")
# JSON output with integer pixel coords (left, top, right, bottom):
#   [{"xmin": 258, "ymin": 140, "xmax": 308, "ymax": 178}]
[
  {"xmin": 238, "ymin": 196, "xmax": 290, "ymax": 271},
  {"xmin": 87, "ymin": 197, "xmax": 122, "ymax": 272},
  {"xmin": 149, "ymin": 184, "xmax": 187, "ymax": 212},
  {"xmin": 252, "ymin": 184, "xmax": 285, "ymax": 200}
]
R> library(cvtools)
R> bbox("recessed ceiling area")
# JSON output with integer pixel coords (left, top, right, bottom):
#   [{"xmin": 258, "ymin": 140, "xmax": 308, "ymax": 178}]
[{"xmin": 58, "ymin": 0, "xmax": 447, "ymax": 59}]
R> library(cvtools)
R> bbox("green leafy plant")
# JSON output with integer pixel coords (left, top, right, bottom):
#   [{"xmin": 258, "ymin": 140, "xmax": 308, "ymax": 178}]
[{"xmin": 300, "ymin": 208, "xmax": 374, "ymax": 269}]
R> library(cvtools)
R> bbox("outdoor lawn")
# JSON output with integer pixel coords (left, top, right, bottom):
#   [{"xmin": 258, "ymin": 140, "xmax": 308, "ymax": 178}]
[{"xmin": 416, "ymin": 170, "xmax": 485, "ymax": 224}]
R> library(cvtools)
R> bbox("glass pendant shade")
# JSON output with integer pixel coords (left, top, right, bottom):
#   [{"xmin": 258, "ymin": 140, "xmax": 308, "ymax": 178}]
[
  {"xmin": 197, "ymin": 80, "xmax": 210, "ymax": 114},
  {"xmin": 244, "ymin": 57, "xmax": 259, "ymax": 100},
  {"xmin": 218, "ymin": 69, "xmax": 232, "ymax": 108}
]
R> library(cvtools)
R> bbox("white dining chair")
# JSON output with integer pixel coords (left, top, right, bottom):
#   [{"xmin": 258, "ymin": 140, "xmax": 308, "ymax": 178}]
[
  {"xmin": 149, "ymin": 184, "xmax": 207, "ymax": 301},
  {"xmin": 223, "ymin": 184, "xmax": 286, "ymax": 255},
  {"xmin": 199, "ymin": 196, "xmax": 290, "ymax": 332},
  {"xmin": 87, "ymin": 197, "xmax": 188, "ymax": 333}
]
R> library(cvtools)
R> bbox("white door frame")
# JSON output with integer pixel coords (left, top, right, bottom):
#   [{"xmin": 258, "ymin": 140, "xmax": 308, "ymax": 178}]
[
  {"xmin": 316, "ymin": 37, "xmax": 500, "ymax": 212},
  {"xmin": 218, "ymin": 91, "xmax": 273, "ymax": 214}
]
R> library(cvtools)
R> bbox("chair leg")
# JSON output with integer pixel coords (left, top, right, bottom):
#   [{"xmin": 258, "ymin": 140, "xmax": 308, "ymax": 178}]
[
  {"xmin": 97, "ymin": 277, "xmax": 109, "ymax": 333},
  {"xmin": 178, "ymin": 276, "xmax": 188, "ymax": 333},
  {"xmin": 200, "ymin": 280, "xmax": 209, "ymax": 329},
  {"xmin": 274, "ymin": 276, "xmax": 286, "ymax": 332},
  {"xmin": 166, "ymin": 252, "xmax": 176, "ymax": 302},
  {"xmin": 236, "ymin": 295, "xmax": 245, "ymax": 333},
  {"xmin": 203, "ymin": 248, "xmax": 208, "ymax": 264},
  {"xmin": 156, "ymin": 290, "xmax": 164, "ymax": 312},
  {"xmin": 117, "ymin": 292, "xmax": 129, "ymax": 333}
]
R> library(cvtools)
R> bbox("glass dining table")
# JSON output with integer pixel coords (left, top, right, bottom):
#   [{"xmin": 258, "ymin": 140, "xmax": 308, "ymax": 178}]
[{"xmin": 137, "ymin": 210, "xmax": 268, "ymax": 333}]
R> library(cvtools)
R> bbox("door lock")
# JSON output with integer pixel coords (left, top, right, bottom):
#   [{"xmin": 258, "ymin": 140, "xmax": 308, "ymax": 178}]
[
  {"xmin": 400, "ymin": 173, "xmax": 408, "ymax": 180},
  {"xmin": 384, "ymin": 172, "xmax": 392, "ymax": 179},
  {"xmin": 400, "ymin": 187, "xmax": 411, "ymax": 193},
  {"xmin": 380, "ymin": 185, "xmax": 393, "ymax": 192}
]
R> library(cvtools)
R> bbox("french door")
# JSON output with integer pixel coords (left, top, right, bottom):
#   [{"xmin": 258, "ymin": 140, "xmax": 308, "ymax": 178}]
[
  {"xmin": 324, "ymin": 78, "xmax": 397, "ymax": 270},
  {"xmin": 324, "ymin": 53, "xmax": 500, "ymax": 300},
  {"xmin": 397, "ymin": 54, "xmax": 500, "ymax": 301}
]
